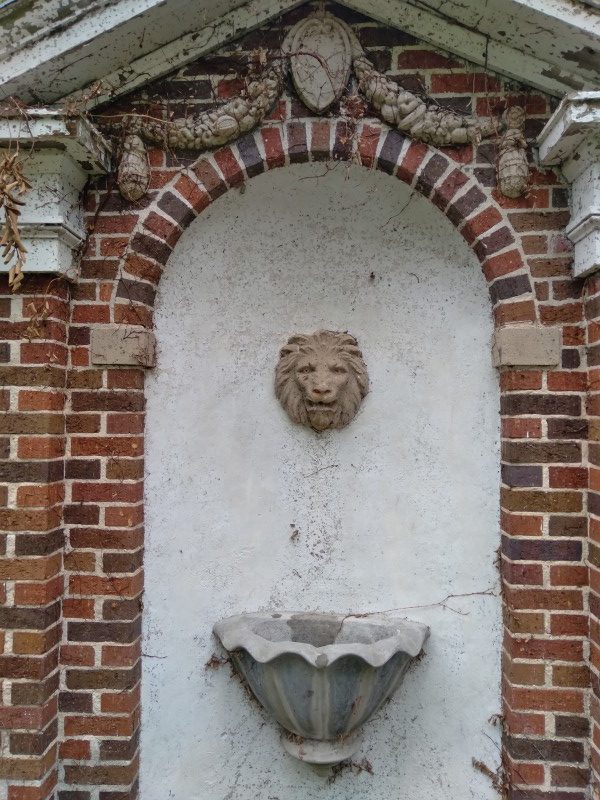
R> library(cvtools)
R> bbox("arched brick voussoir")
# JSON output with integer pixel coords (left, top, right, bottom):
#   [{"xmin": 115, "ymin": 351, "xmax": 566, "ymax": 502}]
[{"xmin": 115, "ymin": 118, "xmax": 538, "ymax": 322}]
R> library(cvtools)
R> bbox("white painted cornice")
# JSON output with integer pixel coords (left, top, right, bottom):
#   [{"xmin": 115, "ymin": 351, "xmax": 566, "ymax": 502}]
[
  {"xmin": 538, "ymin": 92, "xmax": 600, "ymax": 279},
  {"xmin": 0, "ymin": 110, "xmax": 111, "ymax": 278},
  {"xmin": 344, "ymin": 0, "xmax": 600, "ymax": 97},
  {"xmin": 0, "ymin": 0, "xmax": 597, "ymax": 106}
]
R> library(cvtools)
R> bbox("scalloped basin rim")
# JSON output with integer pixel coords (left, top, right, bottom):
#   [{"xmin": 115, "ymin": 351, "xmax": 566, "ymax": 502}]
[{"xmin": 213, "ymin": 611, "xmax": 430, "ymax": 668}]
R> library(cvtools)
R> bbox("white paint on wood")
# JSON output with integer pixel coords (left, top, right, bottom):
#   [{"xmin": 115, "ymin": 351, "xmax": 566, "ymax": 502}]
[
  {"xmin": 1, "ymin": 0, "xmax": 597, "ymax": 104},
  {"xmin": 142, "ymin": 163, "xmax": 501, "ymax": 800},
  {"xmin": 0, "ymin": 112, "xmax": 109, "ymax": 276},
  {"xmin": 538, "ymin": 92, "xmax": 600, "ymax": 277}
]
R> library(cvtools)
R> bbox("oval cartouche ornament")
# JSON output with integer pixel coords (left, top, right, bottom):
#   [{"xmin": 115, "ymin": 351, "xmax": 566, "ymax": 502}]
[{"xmin": 283, "ymin": 11, "xmax": 353, "ymax": 113}]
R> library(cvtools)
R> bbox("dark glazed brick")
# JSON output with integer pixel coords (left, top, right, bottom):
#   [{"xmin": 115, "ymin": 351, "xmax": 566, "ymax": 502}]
[
  {"xmin": 562, "ymin": 349, "xmax": 580, "ymax": 369},
  {"xmin": 0, "ymin": 460, "xmax": 64, "ymax": 483},
  {"xmin": 511, "ymin": 792, "xmax": 585, "ymax": 800},
  {"xmin": 546, "ymin": 419, "xmax": 588, "ymax": 439},
  {"xmin": 11, "ymin": 673, "xmax": 58, "ymax": 706},
  {"xmin": 357, "ymin": 26, "xmax": 417, "ymax": 47},
  {"xmin": 489, "ymin": 274, "xmax": 531, "ymax": 303},
  {"xmin": 502, "ymin": 536, "xmax": 582, "ymax": 561},
  {"xmin": 414, "ymin": 154, "xmax": 448, "ymax": 197},
  {"xmin": 71, "ymin": 392, "xmax": 144, "ymax": 413},
  {"xmin": 474, "ymin": 227, "xmax": 515, "ymax": 260},
  {"xmin": 236, "ymin": 134, "xmax": 264, "ymax": 178},
  {"xmin": 589, "ymin": 491, "xmax": 600, "ymax": 517},
  {"xmin": 59, "ymin": 793, "xmax": 90, "ymax": 800},
  {"xmin": 103, "ymin": 550, "xmax": 143, "ymax": 574},
  {"xmin": 501, "ymin": 395, "xmax": 580, "ymax": 416},
  {"xmin": 66, "ymin": 663, "xmax": 140, "ymax": 690},
  {"xmin": 287, "ymin": 122, "xmax": 308, "ymax": 164},
  {"xmin": 378, "ymin": 130, "xmax": 405, "ymax": 175},
  {"xmin": 100, "ymin": 730, "xmax": 139, "ymax": 761},
  {"xmin": 157, "ymin": 192, "xmax": 196, "ymax": 229},
  {"xmin": 549, "ymin": 516, "xmax": 586, "ymax": 537},
  {"xmin": 99, "ymin": 783, "xmax": 139, "ymax": 800},
  {"xmin": 0, "ymin": 602, "xmax": 60, "ymax": 630},
  {"xmin": 103, "ymin": 598, "xmax": 142, "ymax": 621},
  {"xmin": 505, "ymin": 735, "xmax": 584, "ymax": 762},
  {"xmin": 116, "ymin": 278, "xmax": 157, "ymax": 306},
  {"xmin": 474, "ymin": 167, "xmax": 496, "ymax": 187},
  {"xmin": 59, "ymin": 691, "xmax": 93, "ymax": 713},
  {"xmin": 69, "ymin": 326, "xmax": 91, "ymax": 346},
  {"xmin": 550, "ymin": 765, "xmax": 589, "ymax": 788},
  {"xmin": 552, "ymin": 188, "xmax": 569, "ymax": 208},
  {"xmin": 432, "ymin": 169, "xmax": 469, "ymax": 211},
  {"xmin": 10, "ymin": 719, "xmax": 57, "ymax": 756},
  {"xmin": 68, "ymin": 619, "xmax": 141, "ymax": 644},
  {"xmin": 66, "ymin": 459, "xmax": 101, "ymax": 480},
  {"xmin": 501, "ymin": 464, "xmax": 542, "ymax": 487},
  {"xmin": 364, "ymin": 49, "xmax": 391, "ymax": 72},
  {"xmin": 0, "ymin": 343, "xmax": 9, "ymax": 363},
  {"xmin": 446, "ymin": 186, "xmax": 487, "ymax": 227},
  {"xmin": 64, "ymin": 505, "xmax": 99, "ymax": 525},
  {"xmin": 502, "ymin": 441, "xmax": 581, "ymax": 463},
  {"xmin": 587, "ymin": 343, "xmax": 600, "ymax": 367},
  {"xmin": 130, "ymin": 233, "xmax": 172, "ymax": 266},
  {"xmin": 15, "ymin": 529, "xmax": 64, "ymax": 556}
]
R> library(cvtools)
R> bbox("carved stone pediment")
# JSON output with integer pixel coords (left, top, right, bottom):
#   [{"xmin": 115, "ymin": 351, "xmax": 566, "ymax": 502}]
[{"xmin": 283, "ymin": 12, "xmax": 353, "ymax": 113}]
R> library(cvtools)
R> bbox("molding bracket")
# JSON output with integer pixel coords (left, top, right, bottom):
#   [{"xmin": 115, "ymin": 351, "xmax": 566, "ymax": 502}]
[
  {"xmin": 538, "ymin": 92, "xmax": 600, "ymax": 279},
  {"xmin": 0, "ymin": 109, "xmax": 111, "ymax": 278}
]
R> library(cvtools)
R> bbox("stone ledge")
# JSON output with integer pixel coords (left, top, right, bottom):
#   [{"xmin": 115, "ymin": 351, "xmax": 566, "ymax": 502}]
[
  {"xmin": 90, "ymin": 325, "xmax": 156, "ymax": 368},
  {"xmin": 492, "ymin": 326, "xmax": 560, "ymax": 368}
]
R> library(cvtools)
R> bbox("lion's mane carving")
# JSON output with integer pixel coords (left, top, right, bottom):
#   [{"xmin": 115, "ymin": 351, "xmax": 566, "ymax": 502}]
[{"xmin": 275, "ymin": 330, "xmax": 369, "ymax": 431}]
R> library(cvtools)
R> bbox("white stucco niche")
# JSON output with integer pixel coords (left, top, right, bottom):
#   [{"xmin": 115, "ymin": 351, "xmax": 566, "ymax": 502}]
[{"xmin": 142, "ymin": 163, "xmax": 501, "ymax": 800}]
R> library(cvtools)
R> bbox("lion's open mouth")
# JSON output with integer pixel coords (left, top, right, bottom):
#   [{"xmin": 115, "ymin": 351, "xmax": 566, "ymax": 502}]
[{"xmin": 306, "ymin": 401, "xmax": 335, "ymax": 411}]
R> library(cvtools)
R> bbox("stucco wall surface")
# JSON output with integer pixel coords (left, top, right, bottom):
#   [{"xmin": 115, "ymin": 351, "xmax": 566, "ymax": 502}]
[{"xmin": 142, "ymin": 163, "xmax": 501, "ymax": 799}]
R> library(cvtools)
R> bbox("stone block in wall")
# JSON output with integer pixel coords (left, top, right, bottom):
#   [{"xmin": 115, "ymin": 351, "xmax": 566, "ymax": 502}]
[
  {"xmin": 90, "ymin": 325, "xmax": 156, "ymax": 367},
  {"xmin": 492, "ymin": 325, "xmax": 560, "ymax": 367}
]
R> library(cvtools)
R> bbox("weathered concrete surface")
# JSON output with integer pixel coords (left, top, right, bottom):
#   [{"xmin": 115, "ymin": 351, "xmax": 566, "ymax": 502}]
[
  {"xmin": 492, "ymin": 325, "xmax": 561, "ymax": 367},
  {"xmin": 90, "ymin": 325, "xmax": 156, "ymax": 367},
  {"xmin": 142, "ymin": 163, "xmax": 501, "ymax": 800}
]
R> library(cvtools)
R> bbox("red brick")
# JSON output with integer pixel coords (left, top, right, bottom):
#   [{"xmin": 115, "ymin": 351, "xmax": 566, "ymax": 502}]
[
  {"xmin": 261, "ymin": 127, "xmax": 285, "ymax": 168},
  {"xmin": 173, "ymin": 174, "xmax": 211, "ymax": 214},
  {"xmin": 94, "ymin": 215, "xmax": 138, "ymax": 234},
  {"xmin": 502, "ymin": 419, "xmax": 542, "ymax": 439},
  {"xmin": 71, "ymin": 305, "xmax": 110, "ymax": 324}
]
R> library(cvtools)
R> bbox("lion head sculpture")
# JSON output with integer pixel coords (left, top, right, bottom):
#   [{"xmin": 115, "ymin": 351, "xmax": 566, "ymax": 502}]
[{"xmin": 275, "ymin": 330, "xmax": 369, "ymax": 431}]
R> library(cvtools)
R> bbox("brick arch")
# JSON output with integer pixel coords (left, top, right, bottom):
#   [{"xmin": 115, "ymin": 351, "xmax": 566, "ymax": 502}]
[
  {"xmin": 61, "ymin": 116, "xmax": 589, "ymax": 800},
  {"xmin": 111, "ymin": 118, "xmax": 537, "ymax": 327}
]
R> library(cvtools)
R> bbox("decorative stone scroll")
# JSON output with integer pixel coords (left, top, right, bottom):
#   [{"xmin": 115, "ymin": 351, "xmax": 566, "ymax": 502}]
[{"xmin": 275, "ymin": 330, "xmax": 369, "ymax": 432}]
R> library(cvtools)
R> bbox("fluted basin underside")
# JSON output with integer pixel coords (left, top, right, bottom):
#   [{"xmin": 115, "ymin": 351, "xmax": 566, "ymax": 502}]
[{"xmin": 213, "ymin": 612, "xmax": 429, "ymax": 765}]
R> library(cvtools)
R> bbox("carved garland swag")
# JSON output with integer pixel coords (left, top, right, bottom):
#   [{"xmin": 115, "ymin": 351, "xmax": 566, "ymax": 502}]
[{"xmin": 103, "ymin": 11, "xmax": 529, "ymax": 203}]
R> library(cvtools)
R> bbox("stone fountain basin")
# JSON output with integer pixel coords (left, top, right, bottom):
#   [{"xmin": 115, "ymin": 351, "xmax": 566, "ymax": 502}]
[{"xmin": 213, "ymin": 611, "xmax": 429, "ymax": 764}]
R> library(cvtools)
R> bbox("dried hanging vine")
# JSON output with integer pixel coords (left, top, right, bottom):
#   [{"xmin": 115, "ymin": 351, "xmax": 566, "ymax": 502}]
[{"xmin": 0, "ymin": 152, "xmax": 31, "ymax": 291}]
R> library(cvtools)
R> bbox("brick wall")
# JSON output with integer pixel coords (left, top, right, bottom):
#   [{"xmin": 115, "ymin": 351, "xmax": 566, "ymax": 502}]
[{"xmin": 0, "ymin": 1, "xmax": 594, "ymax": 798}]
